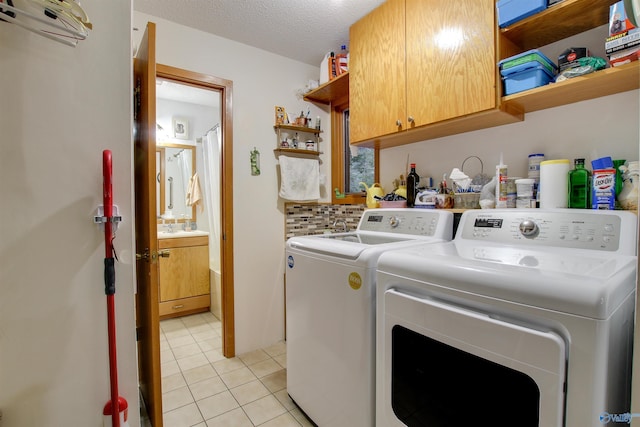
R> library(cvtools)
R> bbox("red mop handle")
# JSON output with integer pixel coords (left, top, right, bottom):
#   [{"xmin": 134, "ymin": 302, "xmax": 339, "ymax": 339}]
[
  {"xmin": 103, "ymin": 150, "xmax": 116, "ymax": 296},
  {"xmin": 103, "ymin": 150, "xmax": 113, "ymax": 257},
  {"xmin": 102, "ymin": 150, "xmax": 120, "ymax": 427}
]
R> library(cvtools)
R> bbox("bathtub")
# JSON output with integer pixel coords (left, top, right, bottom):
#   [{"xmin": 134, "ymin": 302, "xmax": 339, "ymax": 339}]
[{"xmin": 209, "ymin": 265, "xmax": 222, "ymax": 320}]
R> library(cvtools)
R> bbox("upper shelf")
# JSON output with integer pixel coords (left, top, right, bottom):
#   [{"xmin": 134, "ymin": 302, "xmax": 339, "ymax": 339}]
[
  {"xmin": 274, "ymin": 124, "xmax": 322, "ymax": 134},
  {"xmin": 303, "ymin": 72, "xmax": 349, "ymax": 105},
  {"xmin": 500, "ymin": 0, "xmax": 612, "ymax": 50},
  {"xmin": 273, "ymin": 148, "xmax": 321, "ymax": 156},
  {"xmin": 503, "ymin": 61, "xmax": 639, "ymax": 112}
]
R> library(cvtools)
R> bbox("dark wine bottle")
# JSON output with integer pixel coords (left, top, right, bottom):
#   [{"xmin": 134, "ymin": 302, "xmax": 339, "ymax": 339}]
[{"xmin": 407, "ymin": 163, "xmax": 420, "ymax": 208}]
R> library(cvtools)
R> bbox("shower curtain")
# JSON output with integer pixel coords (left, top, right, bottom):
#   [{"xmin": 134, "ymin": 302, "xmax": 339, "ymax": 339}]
[{"xmin": 202, "ymin": 126, "xmax": 221, "ymax": 271}]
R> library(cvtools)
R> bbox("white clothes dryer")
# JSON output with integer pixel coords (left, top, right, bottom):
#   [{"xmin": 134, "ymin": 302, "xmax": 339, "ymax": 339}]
[
  {"xmin": 376, "ymin": 209, "xmax": 637, "ymax": 427},
  {"xmin": 285, "ymin": 209, "xmax": 454, "ymax": 427}
]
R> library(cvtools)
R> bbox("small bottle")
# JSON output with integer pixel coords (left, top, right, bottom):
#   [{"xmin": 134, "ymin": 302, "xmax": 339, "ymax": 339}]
[
  {"xmin": 315, "ymin": 116, "xmax": 321, "ymax": 130},
  {"xmin": 330, "ymin": 52, "xmax": 337, "ymax": 79},
  {"xmin": 495, "ymin": 153, "xmax": 508, "ymax": 208},
  {"xmin": 338, "ymin": 45, "xmax": 349, "ymax": 74},
  {"xmin": 406, "ymin": 163, "xmax": 420, "ymax": 208},
  {"xmin": 568, "ymin": 158, "xmax": 591, "ymax": 208},
  {"xmin": 438, "ymin": 175, "xmax": 448, "ymax": 194}
]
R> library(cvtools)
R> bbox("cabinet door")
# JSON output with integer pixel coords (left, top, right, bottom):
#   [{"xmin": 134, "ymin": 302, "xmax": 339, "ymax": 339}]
[
  {"xmin": 159, "ymin": 244, "xmax": 209, "ymax": 301},
  {"xmin": 349, "ymin": 0, "xmax": 406, "ymax": 144},
  {"xmin": 406, "ymin": 0, "xmax": 496, "ymax": 126}
]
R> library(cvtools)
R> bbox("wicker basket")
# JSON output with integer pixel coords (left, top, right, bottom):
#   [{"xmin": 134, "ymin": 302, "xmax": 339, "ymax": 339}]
[{"xmin": 454, "ymin": 192, "xmax": 480, "ymax": 209}]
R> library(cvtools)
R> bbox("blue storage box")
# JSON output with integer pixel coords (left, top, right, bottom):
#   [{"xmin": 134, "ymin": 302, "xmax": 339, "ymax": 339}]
[
  {"xmin": 498, "ymin": 49, "xmax": 557, "ymax": 76},
  {"xmin": 499, "ymin": 49, "xmax": 557, "ymax": 95},
  {"xmin": 501, "ymin": 64, "xmax": 555, "ymax": 95},
  {"xmin": 497, "ymin": 0, "xmax": 547, "ymax": 28}
]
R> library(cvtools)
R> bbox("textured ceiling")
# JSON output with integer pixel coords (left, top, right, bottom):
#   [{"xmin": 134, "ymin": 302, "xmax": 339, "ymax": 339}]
[{"xmin": 133, "ymin": 0, "xmax": 386, "ymax": 66}]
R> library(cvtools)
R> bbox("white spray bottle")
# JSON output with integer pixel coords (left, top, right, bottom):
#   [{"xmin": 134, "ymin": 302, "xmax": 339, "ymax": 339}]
[{"xmin": 495, "ymin": 152, "xmax": 508, "ymax": 208}]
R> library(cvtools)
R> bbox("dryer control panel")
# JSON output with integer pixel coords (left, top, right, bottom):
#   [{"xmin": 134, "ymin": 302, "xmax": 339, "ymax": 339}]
[
  {"xmin": 358, "ymin": 208, "xmax": 453, "ymax": 238},
  {"xmin": 457, "ymin": 209, "xmax": 637, "ymax": 254}
]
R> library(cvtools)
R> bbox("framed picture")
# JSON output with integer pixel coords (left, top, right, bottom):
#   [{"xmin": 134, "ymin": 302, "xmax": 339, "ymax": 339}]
[
  {"xmin": 275, "ymin": 106, "xmax": 286, "ymax": 125},
  {"xmin": 172, "ymin": 117, "xmax": 189, "ymax": 140}
]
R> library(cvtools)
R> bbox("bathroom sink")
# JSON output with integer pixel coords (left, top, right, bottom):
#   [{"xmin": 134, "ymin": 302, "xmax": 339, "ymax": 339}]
[{"xmin": 157, "ymin": 230, "xmax": 209, "ymax": 239}]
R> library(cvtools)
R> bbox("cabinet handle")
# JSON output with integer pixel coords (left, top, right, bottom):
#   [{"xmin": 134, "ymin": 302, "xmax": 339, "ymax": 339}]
[
  {"xmin": 172, "ymin": 304, "xmax": 184, "ymax": 310},
  {"xmin": 158, "ymin": 249, "xmax": 171, "ymax": 258},
  {"xmin": 408, "ymin": 116, "xmax": 414, "ymax": 123},
  {"xmin": 396, "ymin": 120, "xmax": 402, "ymax": 127}
]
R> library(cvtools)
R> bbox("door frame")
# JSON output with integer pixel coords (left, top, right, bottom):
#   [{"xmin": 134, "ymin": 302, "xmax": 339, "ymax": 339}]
[{"xmin": 155, "ymin": 63, "xmax": 235, "ymax": 357}]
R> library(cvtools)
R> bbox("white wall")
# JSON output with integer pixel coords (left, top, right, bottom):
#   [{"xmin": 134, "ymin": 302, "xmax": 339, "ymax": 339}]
[
  {"xmin": 156, "ymin": 99, "xmax": 217, "ymax": 146},
  {"xmin": 133, "ymin": 12, "xmax": 332, "ymax": 354},
  {"xmin": 0, "ymin": 1, "xmax": 138, "ymax": 426}
]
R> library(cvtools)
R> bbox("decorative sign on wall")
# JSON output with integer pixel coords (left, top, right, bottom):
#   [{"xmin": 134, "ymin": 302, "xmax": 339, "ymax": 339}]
[{"xmin": 250, "ymin": 147, "xmax": 261, "ymax": 176}]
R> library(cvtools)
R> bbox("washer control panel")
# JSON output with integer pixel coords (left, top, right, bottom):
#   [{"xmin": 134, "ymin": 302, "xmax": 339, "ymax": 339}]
[
  {"xmin": 358, "ymin": 209, "xmax": 452, "ymax": 237},
  {"xmin": 458, "ymin": 210, "xmax": 629, "ymax": 252}
]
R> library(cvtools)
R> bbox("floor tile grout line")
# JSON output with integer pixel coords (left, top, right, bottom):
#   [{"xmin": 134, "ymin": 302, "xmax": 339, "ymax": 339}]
[
  {"xmin": 161, "ymin": 314, "xmax": 303, "ymax": 426},
  {"xmin": 182, "ymin": 320, "xmax": 205, "ymax": 424},
  {"xmin": 181, "ymin": 318, "xmax": 243, "ymax": 423}
]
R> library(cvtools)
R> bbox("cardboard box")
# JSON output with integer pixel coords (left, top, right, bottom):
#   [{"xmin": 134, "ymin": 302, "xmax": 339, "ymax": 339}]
[
  {"xmin": 319, "ymin": 51, "xmax": 347, "ymax": 84},
  {"xmin": 609, "ymin": 45, "xmax": 640, "ymax": 67},
  {"xmin": 605, "ymin": 29, "xmax": 640, "ymax": 54},
  {"xmin": 558, "ymin": 47, "xmax": 590, "ymax": 71},
  {"xmin": 609, "ymin": 1, "xmax": 636, "ymax": 37},
  {"xmin": 592, "ymin": 168, "xmax": 616, "ymax": 210},
  {"xmin": 319, "ymin": 53, "xmax": 331, "ymax": 85}
]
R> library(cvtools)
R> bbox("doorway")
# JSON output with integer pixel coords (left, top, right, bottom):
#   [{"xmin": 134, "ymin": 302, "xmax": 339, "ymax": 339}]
[
  {"xmin": 155, "ymin": 63, "xmax": 235, "ymax": 357},
  {"xmin": 135, "ymin": 24, "xmax": 234, "ymax": 424}
]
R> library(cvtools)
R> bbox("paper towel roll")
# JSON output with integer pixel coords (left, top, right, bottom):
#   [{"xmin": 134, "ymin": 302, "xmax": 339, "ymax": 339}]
[{"xmin": 539, "ymin": 159, "xmax": 571, "ymax": 208}]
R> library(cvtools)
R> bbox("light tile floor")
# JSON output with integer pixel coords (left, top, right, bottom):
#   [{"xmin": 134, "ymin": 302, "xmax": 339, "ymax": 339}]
[{"xmin": 159, "ymin": 312, "xmax": 315, "ymax": 427}]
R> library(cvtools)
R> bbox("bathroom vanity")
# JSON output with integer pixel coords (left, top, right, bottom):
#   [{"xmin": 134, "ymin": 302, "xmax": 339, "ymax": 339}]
[{"xmin": 157, "ymin": 231, "xmax": 210, "ymax": 319}]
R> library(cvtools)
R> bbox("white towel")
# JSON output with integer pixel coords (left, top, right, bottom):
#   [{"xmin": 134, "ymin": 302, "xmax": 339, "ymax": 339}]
[
  {"xmin": 186, "ymin": 172, "xmax": 203, "ymax": 211},
  {"xmin": 278, "ymin": 155, "xmax": 320, "ymax": 201}
]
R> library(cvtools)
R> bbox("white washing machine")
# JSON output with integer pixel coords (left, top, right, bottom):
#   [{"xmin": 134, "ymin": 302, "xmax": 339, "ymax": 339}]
[
  {"xmin": 376, "ymin": 209, "xmax": 637, "ymax": 427},
  {"xmin": 285, "ymin": 209, "xmax": 454, "ymax": 427}
]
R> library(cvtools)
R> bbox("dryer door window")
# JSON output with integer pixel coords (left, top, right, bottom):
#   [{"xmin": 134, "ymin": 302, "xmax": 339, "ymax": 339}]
[
  {"xmin": 392, "ymin": 325, "xmax": 539, "ymax": 426},
  {"xmin": 380, "ymin": 290, "xmax": 566, "ymax": 427}
]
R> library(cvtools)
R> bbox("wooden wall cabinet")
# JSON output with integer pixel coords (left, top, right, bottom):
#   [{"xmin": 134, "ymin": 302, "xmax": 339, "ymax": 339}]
[
  {"xmin": 349, "ymin": 0, "xmax": 405, "ymax": 143},
  {"xmin": 348, "ymin": 0, "xmax": 639, "ymax": 149},
  {"xmin": 158, "ymin": 235, "xmax": 210, "ymax": 319},
  {"xmin": 349, "ymin": 0, "xmax": 521, "ymax": 147}
]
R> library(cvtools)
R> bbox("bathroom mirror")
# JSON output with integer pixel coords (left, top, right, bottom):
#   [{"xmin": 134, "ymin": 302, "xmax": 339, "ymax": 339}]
[{"xmin": 156, "ymin": 143, "xmax": 197, "ymax": 222}]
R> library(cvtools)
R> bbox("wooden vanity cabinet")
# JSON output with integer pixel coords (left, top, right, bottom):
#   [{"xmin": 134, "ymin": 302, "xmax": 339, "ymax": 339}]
[
  {"xmin": 349, "ymin": 0, "xmax": 519, "ymax": 146},
  {"xmin": 158, "ymin": 235, "xmax": 210, "ymax": 319}
]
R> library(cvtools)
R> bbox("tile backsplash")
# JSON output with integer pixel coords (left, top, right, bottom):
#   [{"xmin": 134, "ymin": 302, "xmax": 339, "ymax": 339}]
[{"xmin": 285, "ymin": 203, "xmax": 366, "ymax": 239}]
